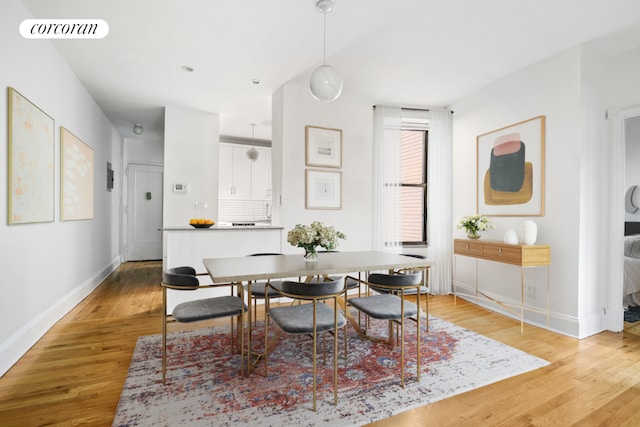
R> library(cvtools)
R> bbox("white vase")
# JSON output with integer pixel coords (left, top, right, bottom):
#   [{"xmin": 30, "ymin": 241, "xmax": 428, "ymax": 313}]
[
  {"xmin": 504, "ymin": 229, "xmax": 519, "ymax": 244},
  {"xmin": 520, "ymin": 220, "xmax": 538, "ymax": 245}
]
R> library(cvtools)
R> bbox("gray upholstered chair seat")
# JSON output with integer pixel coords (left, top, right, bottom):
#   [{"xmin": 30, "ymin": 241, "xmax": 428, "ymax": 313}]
[
  {"xmin": 173, "ymin": 296, "xmax": 246, "ymax": 323},
  {"xmin": 269, "ymin": 303, "xmax": 347, "ymax": 334},
  {"xmin": 248, "ymin": 280, "xmax": 283, "ymax": 298},
  {"xmin": 349, "ymin": 294, "xmax": 418, "ymax": 320}
]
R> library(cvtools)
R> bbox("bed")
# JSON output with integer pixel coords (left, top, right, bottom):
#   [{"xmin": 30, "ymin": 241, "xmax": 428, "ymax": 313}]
[{"xmin": 624, "ymin": 222, "xmax": 640, "ymax": 308}]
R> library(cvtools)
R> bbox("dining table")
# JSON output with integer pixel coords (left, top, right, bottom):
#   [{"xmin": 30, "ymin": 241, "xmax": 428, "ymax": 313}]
[{"xmin": 202, "ymin": 250, "xmax": 433, "ymax": 373}]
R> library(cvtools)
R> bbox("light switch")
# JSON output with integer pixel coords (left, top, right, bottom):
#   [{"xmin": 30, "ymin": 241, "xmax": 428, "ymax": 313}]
[{"xmin": 194, "ymin": 201, "xmax": 207, "ymax": 209}]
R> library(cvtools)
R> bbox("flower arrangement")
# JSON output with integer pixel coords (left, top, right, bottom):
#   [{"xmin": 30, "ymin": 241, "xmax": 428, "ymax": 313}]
[
  {"xmin": 287, "ymin": 221, "xmax": 346, "ymax": 260},
  {"xmin": 457, "ymin": 214, "xmax": 494, "ymax": 239}
]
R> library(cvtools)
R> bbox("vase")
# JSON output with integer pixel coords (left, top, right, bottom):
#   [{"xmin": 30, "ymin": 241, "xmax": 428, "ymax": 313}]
[
  {"xmin": 466, "ymin": 231, "xmax": 481, "ymax": 239},
  {"xmin": 304, "ymin": 248, "xmax": 318, "ymax": 261},
  {"xmin": 520, "ymin": 220, "xmax": 538, "ymax": 245},
  {"xmin": 504, "ymin": 229, "xmax": 519, "ymax": 244}
]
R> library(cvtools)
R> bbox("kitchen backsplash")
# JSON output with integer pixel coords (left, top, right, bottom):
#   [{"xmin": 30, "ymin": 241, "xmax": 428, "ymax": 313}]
[{"xmin": 218, "ymin": 199, "xmax": 271, "ymax": 222}]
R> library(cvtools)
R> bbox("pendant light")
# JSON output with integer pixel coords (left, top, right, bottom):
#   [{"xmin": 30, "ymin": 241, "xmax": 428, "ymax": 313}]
[
  {"xmin": 309, "ymin": 0, "xmax": 343, "ymax": 102},
  {"xmin": 246, "ymin": 124, "xmax": 259, "ymax": 162}
]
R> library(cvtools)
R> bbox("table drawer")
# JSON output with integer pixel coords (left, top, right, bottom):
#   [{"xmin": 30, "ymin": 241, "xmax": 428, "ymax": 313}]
[
  {"xmin": 454, "ymin": 240, "xmax": 484, "ymax": 257},
  {"xmin": 482, "ymin": 245, "xmax": 522, "ymax": 264}
]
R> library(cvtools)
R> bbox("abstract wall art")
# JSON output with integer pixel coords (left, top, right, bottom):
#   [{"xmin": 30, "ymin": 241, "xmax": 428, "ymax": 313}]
[
  {"xmin": 8, "ymin": 87, "xmax": 55, "ymax": 224},
  {"xmin": 61, "ymin": 127, "xmax": 94, "ymax": 221},
  {"xmin": 477, "ymin": 116, "xmax": 545, "ymax": 216}
]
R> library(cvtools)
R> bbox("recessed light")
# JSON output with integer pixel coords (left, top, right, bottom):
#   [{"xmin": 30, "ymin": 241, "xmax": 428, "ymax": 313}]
[
  {"xmin": 250, "ymin": 79, "xmax": 261, "ymax": 85},
  {"xmin": 181, "ymin": 66, "xmax": 194, "ymax": 72}
]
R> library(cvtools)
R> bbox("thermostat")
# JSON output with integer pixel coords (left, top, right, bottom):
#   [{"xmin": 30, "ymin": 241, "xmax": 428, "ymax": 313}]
[{"xmin": 173, "ymin": 183, "xmax": 188, "ymax": 194}]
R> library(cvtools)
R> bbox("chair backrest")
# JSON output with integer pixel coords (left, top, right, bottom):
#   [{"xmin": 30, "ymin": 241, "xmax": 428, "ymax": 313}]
[
  {"xmin": 278, "ymin": 278, "xmax": 344, "ymax": 298},
  {"xmin": 368, "ymin": 272, "xmax": 422, "ymax": 288},
  {"xmin": 162, "ymin": 266, "xmax": 200, "ymax": 290}
]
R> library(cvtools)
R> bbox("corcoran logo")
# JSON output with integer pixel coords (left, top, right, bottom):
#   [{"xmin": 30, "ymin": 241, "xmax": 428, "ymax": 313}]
[{"xmin": 20, "ymin": 19, "xmax": 109, "ymax": 39}]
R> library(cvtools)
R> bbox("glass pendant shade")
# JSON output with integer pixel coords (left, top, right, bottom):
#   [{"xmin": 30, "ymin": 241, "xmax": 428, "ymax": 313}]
[
  {"xmin": 246, "ymin": 146, "xmax": 259, "ymax": 161},
  {"xmin": 309, "ymin": 64, "xmax": 343, "ymax": 102}
]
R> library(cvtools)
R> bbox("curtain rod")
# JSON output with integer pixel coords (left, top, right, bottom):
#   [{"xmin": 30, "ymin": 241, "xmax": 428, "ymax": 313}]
[{"xmin": 372, "ymin": 106, "xmax": 454, "ymax": 113}]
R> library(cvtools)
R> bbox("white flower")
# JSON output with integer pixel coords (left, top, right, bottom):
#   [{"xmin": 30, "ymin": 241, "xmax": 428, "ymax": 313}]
[
  {"xmin": 287, "ymin": 221, "xmax": 346, "ymax": 251},
  {"xmin": 457, "ymin": 214, "xmax": 494, "ymax": 235}
]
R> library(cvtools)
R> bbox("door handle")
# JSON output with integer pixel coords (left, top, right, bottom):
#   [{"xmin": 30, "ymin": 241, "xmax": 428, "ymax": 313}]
[{"xmin": 146, "ymin": 192, "xmax": 152, "ymax": 200}]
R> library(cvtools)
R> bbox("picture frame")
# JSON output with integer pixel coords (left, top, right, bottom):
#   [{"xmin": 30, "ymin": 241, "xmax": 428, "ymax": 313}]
[
  {"xmin": 8, "ymin": 87, "xmax": 55, "ymax": 224},
  {"xmin": 305, "ymin": 125, "xmax": 342, "ymax": 168},
  {"xmin": 305, "ymin": 169, "xmax": 342, "ymax": 210},
  {"xmin": 477, "ymin": 115, "xmax": 545, "ymax": 216},
  {"xmin": 61, "ymin": 127, "xmax": 94, "ymax": 221}
]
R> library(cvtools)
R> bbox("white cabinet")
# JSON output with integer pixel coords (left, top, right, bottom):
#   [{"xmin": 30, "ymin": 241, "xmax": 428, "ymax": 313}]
[{"xmin": 219, "ymin": 143, "xmax": 271, "ymax": 199}]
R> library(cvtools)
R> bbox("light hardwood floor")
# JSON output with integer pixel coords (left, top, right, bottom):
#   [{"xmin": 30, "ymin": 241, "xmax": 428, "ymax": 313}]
[{"xmin": 1, "ymin": 261, "xmax": 640, "ymax": 426}]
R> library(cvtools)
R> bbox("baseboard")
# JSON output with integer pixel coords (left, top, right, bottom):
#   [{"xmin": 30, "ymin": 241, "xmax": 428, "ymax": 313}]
[
  {"xmin": 0, "ymin": 256, "xmax": 121, "ymax": 377},
  {"xmin": 452, "ymin": 283, "xmax": 580, "ymax": 338}
]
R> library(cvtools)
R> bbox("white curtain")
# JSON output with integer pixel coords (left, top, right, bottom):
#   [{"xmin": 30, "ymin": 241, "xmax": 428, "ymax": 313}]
[
  {"xmin": 372, "ymin": 105, "xmax": 402, "ymax": 253},
  {"xmin": 426, "ymin": 108, "xmax": 453, "ymax": 294}
]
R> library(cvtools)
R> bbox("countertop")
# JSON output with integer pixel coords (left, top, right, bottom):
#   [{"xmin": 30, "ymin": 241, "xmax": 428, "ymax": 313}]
[{"xmin": 161, "ymin": 224, "xmax": 283, "ymax": 231}]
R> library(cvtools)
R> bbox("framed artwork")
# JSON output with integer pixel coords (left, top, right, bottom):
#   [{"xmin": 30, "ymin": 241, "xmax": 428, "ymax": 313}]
[
  {"xmin": 306, "ymin": 169, "xmax": 341, "ymax": 209},
  {"xmin": 477, "ymin": 115, "xmax": 545, "ymax": 216},
  {"xmin": 8, "ymin": 87, "xmax": 55, "ymax": 224},
  {"xmin": 305, "ymin": 125, "xmax": 342, "ymax": 168},
  {"xmin": 61, "ymin": 127, "xmax": 94, "ymax": 221}
]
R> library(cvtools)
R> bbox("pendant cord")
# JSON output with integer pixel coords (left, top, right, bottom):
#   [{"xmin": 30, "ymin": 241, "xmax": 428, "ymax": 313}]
[{"xmin": 323, "ymin": 10, "xmax": 327, "ymax": 65}]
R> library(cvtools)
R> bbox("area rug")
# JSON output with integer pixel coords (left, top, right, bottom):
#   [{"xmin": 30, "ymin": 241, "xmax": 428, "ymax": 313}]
[
  {"xmin": 113, "ymin": 315, "xmax": 548, "ymax": 426},
  {"xmin": 625, "ymin": 305, "xmax": 640, "ymax": 322}
]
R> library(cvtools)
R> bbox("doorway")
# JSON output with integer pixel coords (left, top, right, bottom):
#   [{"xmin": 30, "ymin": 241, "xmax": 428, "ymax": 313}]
[
  {"xmin": 608, "ymin": 106, "xmax": 640, "ymax": 333},
  {"xmin": 126, "ymin": 163, "xmax": 163, "ymax": 261}
]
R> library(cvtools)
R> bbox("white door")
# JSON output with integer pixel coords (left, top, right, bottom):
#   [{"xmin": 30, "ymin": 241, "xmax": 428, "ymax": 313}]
[{"xmin": 127, "ymin": 164, "xmax": 163, "ymax": 261}]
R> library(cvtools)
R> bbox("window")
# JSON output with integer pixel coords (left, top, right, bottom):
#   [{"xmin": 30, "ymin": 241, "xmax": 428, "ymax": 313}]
[{"xmin": 400, "ymin": 129, "xmax": 427, "ymax": 245}]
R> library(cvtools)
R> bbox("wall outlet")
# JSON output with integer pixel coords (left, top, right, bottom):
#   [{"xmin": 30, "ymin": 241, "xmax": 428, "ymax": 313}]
[{"xmin": 525, "ymin": 284, "xmax": 536, "ymax": 299}]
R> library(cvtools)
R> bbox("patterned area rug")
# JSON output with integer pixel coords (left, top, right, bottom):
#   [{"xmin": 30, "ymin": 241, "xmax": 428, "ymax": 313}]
[
  {"xmin": 113, "ymin": 315, "xmax": 548, "ymax": 426},
  {"xmin": 625, "ymin": 305, "xmax": 640, "ymax": 322}
]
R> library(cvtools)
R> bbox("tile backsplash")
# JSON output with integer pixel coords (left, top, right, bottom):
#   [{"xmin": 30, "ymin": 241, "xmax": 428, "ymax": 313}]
[{"xmin": 218, "ymin": 199, "xmax": 271, "ymax": 222}]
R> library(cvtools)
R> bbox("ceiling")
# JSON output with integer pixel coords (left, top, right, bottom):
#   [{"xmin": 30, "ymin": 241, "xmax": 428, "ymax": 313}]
[{"xmin": 21, "ymin": 0, "xmax": 640, "ymax": 142}]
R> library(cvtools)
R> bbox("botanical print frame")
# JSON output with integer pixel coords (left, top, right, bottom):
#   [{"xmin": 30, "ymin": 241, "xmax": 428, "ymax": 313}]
[
  {"xmin": 305, "ymin": 125, "xmax": 342, "ymax": 168},
  {"xmin": 477, "ymin": 115, "xmax": 545, "ymax": 216},
  {"xmin": 61, "ymin": 127, "xmax": 94, "ymax": 221},
  {"xmin": 305, "ymin": 169, "xmax": 342, "ymax": 209},
  {"xmin": 8, "ymin": 87, "xmax": 55, "ymax": 224}
]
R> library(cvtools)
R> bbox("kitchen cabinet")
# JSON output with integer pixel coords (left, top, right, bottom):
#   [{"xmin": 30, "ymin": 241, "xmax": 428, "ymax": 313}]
[{"xmin": 219, "ymin": 143, "xmax": 271, "ymax": 199}]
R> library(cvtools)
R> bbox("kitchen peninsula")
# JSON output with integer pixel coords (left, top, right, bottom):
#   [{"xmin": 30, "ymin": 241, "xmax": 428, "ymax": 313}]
[{"xmin": 162, "ymin": 224, "xmax": 283, "ymax": 311}]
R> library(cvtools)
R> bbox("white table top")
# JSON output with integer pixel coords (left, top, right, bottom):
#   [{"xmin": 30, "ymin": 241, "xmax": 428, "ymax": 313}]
[{"xmin": 203, "ymin": 250, "xmax": 432, "ymax": 282}]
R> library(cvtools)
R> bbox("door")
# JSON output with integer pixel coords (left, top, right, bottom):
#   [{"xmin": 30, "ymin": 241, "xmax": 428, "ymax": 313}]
[{"xmin": 126, "ymin": 164, "xmax": 163, "ymax": 261}]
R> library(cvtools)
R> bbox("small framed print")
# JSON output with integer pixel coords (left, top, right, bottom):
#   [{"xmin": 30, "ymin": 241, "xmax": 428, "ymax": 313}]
[
  {"xmin": 306, "ymin": 169, "xmax": 341, "ymax": 210},
  {"xmin": 305, "ymin": 125, "xmax": 342, "ymax": 168}
]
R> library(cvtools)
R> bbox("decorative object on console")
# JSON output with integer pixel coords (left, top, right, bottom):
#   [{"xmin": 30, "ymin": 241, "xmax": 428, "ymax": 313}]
[
  {"xmin": 504, "ymin": 228, "xmax": 519, "ymax": 244},
  {"xmin": 457, "ymin": 214, "xmax": 494, "ymax": 239},
  {"xmin": 309, "ymin": 0, "xmax": 343, "ymax": 102},
  {"xmin": 520, "ymin": 220, "xmax": 538, "ymax": 245},
  {"xmin": 287, "ymin": 221, "xmax": 345, "ymax": 261},
  {"xmin": 477, "ymin": 115, "xmax": 545, "ymax": 216}
]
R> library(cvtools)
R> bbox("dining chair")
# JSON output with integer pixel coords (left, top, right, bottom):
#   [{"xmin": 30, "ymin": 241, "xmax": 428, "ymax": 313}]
[
  {"xmin": 264, "ymin": 278, "xmax": 347, "ymax": 411},
  {"xmin": 161, "ymin": 266, "xmax": 247, "ymax": 383},
  {"xmin": 245, "ymin": 253, "xmax": 284, "ymax": 325},
  {"xmin": 347, "ymin": 271, "xmax": 422, "ymax": 387}
]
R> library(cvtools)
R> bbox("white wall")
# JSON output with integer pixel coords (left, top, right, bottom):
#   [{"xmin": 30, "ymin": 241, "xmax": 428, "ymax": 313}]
[
  {"xmin": 0, "ymin": 0, "xmax": 122, "ymax": 375},
  {"xmin": 451, "ymin": 48, "xmax": 584, "ymax": 336},
  {"xmin": 272, "ymin": 81, "xmax": 374, "ymax": 253},
  {"xmin": 163, "ymin": 106, "xmax": 219, "ymax": 226},
  {"xmin": 451, "ymin": 25, "xmax": 640, "ymax": 338}
]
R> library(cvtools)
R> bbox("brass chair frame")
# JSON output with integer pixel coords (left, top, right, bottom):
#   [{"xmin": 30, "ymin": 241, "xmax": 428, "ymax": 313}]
[
  {"xmin": 264, "ymin": 279, "xmax": 347, "ymax": 411},
  {"xmin": 161, "ymin": 266, "xmax": 246, "ymax": 383}
]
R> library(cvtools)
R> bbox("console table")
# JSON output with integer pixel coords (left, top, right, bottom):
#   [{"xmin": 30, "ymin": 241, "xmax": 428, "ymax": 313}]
[{"xmin": 453, "ymin": 238, "xmax": 551, "ymax": 333}]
